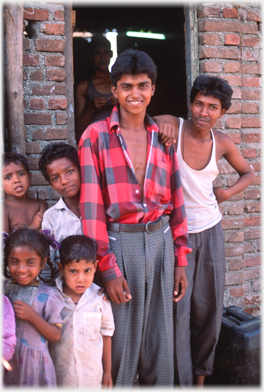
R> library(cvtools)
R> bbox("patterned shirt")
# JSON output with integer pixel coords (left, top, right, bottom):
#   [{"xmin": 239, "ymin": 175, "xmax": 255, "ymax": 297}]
[{"xmin": 78, "ymin": 105, "xmax": 192, "ymax": 282}]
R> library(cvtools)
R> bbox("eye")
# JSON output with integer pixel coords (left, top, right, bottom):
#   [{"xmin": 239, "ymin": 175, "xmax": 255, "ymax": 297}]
[
  {"xmin": 69, "ymin": 270, "xmax": 77, "ymax": 274},
  {"xmin": 4, "ymin": 175, "xmax": 11, "ymax": 180},
  {"xmin": 67, "ymin": 169, "xmax": 74, "ymax": 174},
  {"xmin": 51, "ymin": 176, "xmax": 58, "ymax": 182},
  {"xmin": 19, "ymin": 171, "xmax": 26, "ymax": 176}
]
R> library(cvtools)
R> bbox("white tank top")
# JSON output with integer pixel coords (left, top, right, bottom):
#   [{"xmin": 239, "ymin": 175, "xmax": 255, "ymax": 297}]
[{"xmin": 177, "ymin": 118, "xmax": 222, "ymax": 233}]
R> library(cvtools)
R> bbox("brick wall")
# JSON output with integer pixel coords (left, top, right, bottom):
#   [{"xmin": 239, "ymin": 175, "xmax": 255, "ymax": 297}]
[
  {"xmin": 198, "ymin": 4, "xmax": 261, "ymax": 316},
  {"xmin": 22, "ymin": 3, "xmax": 261, "ymax": 316},
  {"xmin": 23, "ymin": 3, "xmax": 68, "ymax": 204}
]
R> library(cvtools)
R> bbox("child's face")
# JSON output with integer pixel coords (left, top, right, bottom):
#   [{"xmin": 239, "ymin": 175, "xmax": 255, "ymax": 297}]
[
  {"xmin": 58, "ymin": 259, "xmax": 98, "ymax": 297},
  {"xmin": 3, "ymin": 162, "xmax": 30, "ymax": 198},
  {"xmin": 111, "ymin": 73, "xmax": 155, "ymax": 116},
  {"xmin": 46, "ymin": 157, "xmax": 81, "ymax": 199},
  {"xmin": 7, "ymin": 245, "xmax": 46, "ymax": 286}
]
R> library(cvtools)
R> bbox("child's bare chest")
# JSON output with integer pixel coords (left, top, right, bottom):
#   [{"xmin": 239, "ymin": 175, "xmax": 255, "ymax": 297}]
[{"xmin": 6, "ymin": 201, "xmax": 40, "ymax": 231}]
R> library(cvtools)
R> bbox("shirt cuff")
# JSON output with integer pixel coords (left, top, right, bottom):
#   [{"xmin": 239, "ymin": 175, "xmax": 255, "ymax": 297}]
[{"xmin": 175, "ymin": 254, "xmax": 188, "ymax": 267}]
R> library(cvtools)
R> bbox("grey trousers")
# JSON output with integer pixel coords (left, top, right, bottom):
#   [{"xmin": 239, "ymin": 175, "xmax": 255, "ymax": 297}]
[
  {"xmin": 174, "ymin": 221, "xmax": 225, "ymax": 386},
  {"xmin": 108, "ymin": 216, "xmax": 175, "ymax": 386}
]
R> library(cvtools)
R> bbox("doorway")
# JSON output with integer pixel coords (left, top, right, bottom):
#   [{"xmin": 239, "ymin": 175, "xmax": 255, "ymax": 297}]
[{"xmin": 72, "ymin": 5, "xmax": 188, "ymax": 120}]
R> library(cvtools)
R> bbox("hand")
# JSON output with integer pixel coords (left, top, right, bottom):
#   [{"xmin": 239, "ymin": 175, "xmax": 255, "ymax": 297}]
[
  {"xmin": 102, "ymin": 371, "xmax": 113, "ymax": 388},
  {"xmin": 31, "ymin": 211, "xmax": 44, "ymax": 230},
  {"xmin": 104, "ymin": 276, "xmax": 132, "ymax": 304},
  {"xmin": 13, "ymin": 300, "xmax": 35, "ymax": 322},
  {"xmin": 2, "ymin": 357, "xmax": 12, "ymax": 371},
  {"xmin": 107, "ymin": 95, "xmax": 119, "ymax": 106},
  {"xmin": 98, "ymin": 286, "xmax": 110, "ymax": 303},
  {"xmin": 213, "ymin": 187, "xmax": 231, "ymax": 204},
  {"xmin": 158, "ymin": 123, "xmax": 177, "ymax": 146},
  {"xmin": 91, "ymin": 97, "xmax": 109, "ymax": 110},
  {"xmin": 173, "ymin": 266, "xmax": 188, "ymax": 302}
]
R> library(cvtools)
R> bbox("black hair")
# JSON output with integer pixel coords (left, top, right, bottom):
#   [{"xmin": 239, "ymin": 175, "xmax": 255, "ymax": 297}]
[
  {"xmin": 190, "ymin": 75, "xmax": 233, "ymax": 111},
  {"xmin": 110, "ymin": 49, "xmax": 157, "ymax": 87},
  {"xmin": 4, "ymin": 228, "xmax": 56, "ymax": 284},
  {"xmin": 59, "ymin": 235, "xmax": 97, "ymax": 267},
  {"xmin": 3, "ymin": 152, "xmax": 30, "ymax": 173},
  {"xmin": 38, "ymin": 143, "xmax": 80, "ymax": 183},
  {"xmin": 89, "ymin": 34, "xmax": 111, "ymax": 53}
]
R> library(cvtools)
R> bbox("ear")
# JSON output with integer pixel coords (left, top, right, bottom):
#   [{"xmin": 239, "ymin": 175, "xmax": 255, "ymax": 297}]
[
  {"xmin": 111, "ymin": 85, "xmax": 118, "ymax": 98},
  {"xmin": 151, "ymin": 84, "xmax": 156, "ymax": 96},
  {"xmin": 58, "ymin": 262, "xmax": 64, "ymax": 275},
  {"xmin": 219, "ymin": 108, "xmax": 226, "ymax": 118},
  {"xmin": 94, "ymin": 260, "xmax": 99, "ymax": 269}
]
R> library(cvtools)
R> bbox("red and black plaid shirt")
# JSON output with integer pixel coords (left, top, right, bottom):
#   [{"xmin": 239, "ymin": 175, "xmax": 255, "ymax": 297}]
[{"xmin": 78, "ymin": 106, "xmax": 192, "ymax": 282}]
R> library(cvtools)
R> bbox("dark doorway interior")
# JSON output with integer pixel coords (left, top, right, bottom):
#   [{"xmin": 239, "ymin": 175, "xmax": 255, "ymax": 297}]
[{"xmin": 72, "ymin": 5, "xmax": 187, "ymax": 119}]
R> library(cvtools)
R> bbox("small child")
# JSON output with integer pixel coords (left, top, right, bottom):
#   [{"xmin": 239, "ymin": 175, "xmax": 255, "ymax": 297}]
[
  {"xmin": 3, "ymin": 152, "xmax": 48, "ymax": 234},
  {"xmin": 3, "ymin": 228, "xmax": 64, "ymax": 387},
  {"xmin": 38, "ymin": 142, "xmax": 82, "ymax": 282},
  {"xmin": 49, "ymin": 235, "xmax": 115, "ymax": 388}
]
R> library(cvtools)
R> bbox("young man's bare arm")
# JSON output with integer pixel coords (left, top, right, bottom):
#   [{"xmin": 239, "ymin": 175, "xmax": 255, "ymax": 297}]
[
  {"xmin": 153, "ymin": 115, "xmax": 180, "ymax": 145},
  {"xmin": 214, "ymin": 132, "xmax": 255, "ymax": 203}
]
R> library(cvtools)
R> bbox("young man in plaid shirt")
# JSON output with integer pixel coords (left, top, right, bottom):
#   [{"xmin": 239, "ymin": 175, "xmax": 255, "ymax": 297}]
[{"xmin": 78, "ymin": 49, "xmax": 192, "ymax": 386}]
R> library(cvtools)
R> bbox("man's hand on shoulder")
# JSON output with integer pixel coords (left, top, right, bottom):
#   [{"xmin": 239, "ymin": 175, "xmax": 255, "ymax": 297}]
[
  {"xmin": 153, "ymin": 115, "xmax": 179, "ymax": 146},
  {"xmin": 104, "ymin": 276, "xmax": 132, "ymax": 304}
]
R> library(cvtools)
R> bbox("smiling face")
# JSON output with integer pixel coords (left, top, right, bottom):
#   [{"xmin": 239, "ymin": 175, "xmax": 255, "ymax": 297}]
[
  {"xmin": 3, "ymin": 162, "xmax": 31, "ymax": 199},
  {"xmin": 190, "ymin": 92, "xmax": 225, "ymax": 132},
  {"xmin": 46, "ymin": 157, "xmax": 81, "ymax": 199},
  {"xmin": 8, "ymin": 245, "xmax": 45, "ymax": 286},
  {"xmin": 58, "ymin": 259, "xmax": 98, "ymax": 302},
  {"xmin": 111, "ymin": 73, "xmax": 155, "ymax": 116}
]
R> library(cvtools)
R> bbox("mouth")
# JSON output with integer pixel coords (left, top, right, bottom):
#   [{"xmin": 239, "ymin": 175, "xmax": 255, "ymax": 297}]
[
  {"xmin": 128, "ymin": 100, "xmax": 143, "ymax": 106},
  {"xmin": 16, "ymin": 275, "xmax": 29, "ymax": 280},
  {"xmin": 76, "ymin": 286, "xmax": 86, "ymax": 291},
  {"xmin": 14, "ymin": 186, "xmax": 23, "ymax": 192}
]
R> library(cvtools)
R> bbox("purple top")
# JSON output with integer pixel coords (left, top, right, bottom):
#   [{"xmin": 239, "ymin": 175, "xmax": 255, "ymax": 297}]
[{"xmin": 2, "ymin": 294, "xmax": 16, "ymax": 362}]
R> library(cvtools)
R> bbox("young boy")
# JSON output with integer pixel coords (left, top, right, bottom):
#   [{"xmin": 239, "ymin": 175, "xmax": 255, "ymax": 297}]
[
  {"xmin": 38, "ymin": 143, "xmax": 83, "ymax": 282},
  {"xmin": 3, "ymin": 152, "xmax": 48, "ymax": 234},
  {"xmin": 49, "ymin": 235, "xmax": 115, "ymax": 388},
  {"xmin": 78, "ymin": 49, "xmax": 192, "ymax": 386}
]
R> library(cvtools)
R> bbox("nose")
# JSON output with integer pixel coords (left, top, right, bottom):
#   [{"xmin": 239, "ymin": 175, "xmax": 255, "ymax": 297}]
[
  {"xmin": 77, "ymin": 272, "xmax": 85, "ymax": 283},
  {"xmin": 13, "ymin": 174, "xmax": 20, "ymax": 183},
  {"xmin": 131, "ymin": 86, "xmax": 140, "ymax": 98},
  {"xmin": 61, "ymin": 174, "xmax": 69, "ymax": 185},
  {"xmin": 200, "ymin": 105, "xmax": 209, "ymax": 116},
  {"xmin": 17, "ymin": 262, "xmax": 26, "ymax": 272}
]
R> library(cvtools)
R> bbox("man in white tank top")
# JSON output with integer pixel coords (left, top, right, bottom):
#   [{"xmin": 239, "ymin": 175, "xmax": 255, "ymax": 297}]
[{"xmin": 154, "ymin": 75, "xmax": 255, "ymax": 387}]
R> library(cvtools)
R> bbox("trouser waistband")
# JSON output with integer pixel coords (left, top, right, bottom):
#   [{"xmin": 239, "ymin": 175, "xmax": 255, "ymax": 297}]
[{"xmin": 107, "ymin": 215, "xmax": 170, "ymax": 234}]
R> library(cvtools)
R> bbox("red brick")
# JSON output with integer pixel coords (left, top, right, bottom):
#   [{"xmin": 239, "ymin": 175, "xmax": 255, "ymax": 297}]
[
  {"xmin": 38, "ymin": 188, "xmax": 49, "ymax": 200},
  {"xmin": 252, "ymin": 174, "xmax": 261, "ymax": 186},
  {"xmin": 225, "ymin": 271, "xmax": 244, "ymax": 285},
  {"xmin": 56, "ymin": 112, "xmax": 68, "ymax": 125},
  {"xmin": 242, "ymin": 50, "xmax": 260, "ymax": 62},
  {"xmin": 218, "ymin": 163, "xmax": 236, "ymax": 175},
  {"xmin": 54, "ymin": 10, "xmax": 64, "ymax": 21},
  {"xmin": 229, "ymin": 287, "xmax": 244, "ymax": 298},
  {"xmin": 25, "ymin": 142, "xmax": 41, "ymax": 154},
  {"xmin": 244, "ymin": 189, "xmax": 261, "ymax": 200},
  {"xmin": 23, "ymin": 38, "xmax": 30, "ymax": 51},
  {"xmin": 199, "ymin": 33, "xmax": 221, "ymax": 46},
  {"xmin": 221, "ymin": 217, "xmax": 244, "ymax": 230},
  {"xmin": 48, "ymin": 98, "xmax": 67, "ymax": 110},
  {"xmin": 32, "ymin": 84, "xmax": 66, "ymax": 96},
  {"xmin": 241, "ymin": 24, "xmax": 259, "ymax": 34},
  {"xmin": 223, "ymin": 8, "xmax": 238, "ymax": 19},
  {"xmin": 200, "ymin": 61, "xmax": 222, "ymax": 73},
  {"xmin": 230, "ymin": 87, "xmax": 241, "ymax": 99},
  {"xmin": 29, "ymin": 98, "xmax": 45, "ymax": 110},
  {"xmin": 227, "ymin": 203, "xmax": 244, "ymax": 215},
  {"xmin": 226, "ymin": 231, "xmax": 244, "ymax": 243},
  {"xmin": 241, "ymin": 89, "xmax": 261, "ymax": 100},
  {"xmin": 242, "ymin": 148, "xmax": 258, "ymax": 158},
  {"xmin": 51, "ymin": 189, "xmax": 61, "ymax": 199},
  {"xmin": 226, "ymin": 117, "xmax": 242, "ymax": 128},
  {"xmin": 244, "ymin": 294, "xmax": 261, "ymax": 305},
  {"xmin": 226, "ymin": 131, "xmax": 241, "ymax": 143},
  {"xmin": 225, "ymin": 34, "xmax": 240, "ymax": 45},
  {"xmin": 35, "ymin": 39, "xmax": 65, "ymax": 53},
  {"xmin": 242, "ymin": 77, "xmax": 261, "ymax": 87},
  {"xmin": 228, "ymin": 259, "xmax": 244, "ymax": 271},
  {"xmin": 244, "ymin": 256, "xmax": 261, "ymax": 267},
  {"xmin": 44, "ymin": 23, "xmax": 65, "ymax": 36},
  {"xmin": 229, "ymin": 191, "xmax": 244, "ymax": 201},
  {"xmin": 199, "ymin": 20, "xmax": 240, "ymax": 33},
  {"xmin": 27, "ymin": 157, "xmax": 40, "ymax": 170},
  {"xmin": 31, "ymin": 172, "xmax": 49, "ymax": 185},
  {"xmin": 24, "ymin": 9, "xmax": 49, "ymax": 21},
  {"xmin": 242, "ymin": 36, "xmax": 260, "ymax": 47},
  {"xmin": 246, "ymin": 12, "xmax": 261, "ymax": 23},
  {"xmin": 224, "ymin": 62, "xmax": 240, "ymax": 73},
  {"xmin": 23, "ymin": 54, "xmax": 39, "ymax": 66},
  {"xmin": 32, "ymin": 128, "xmax": 68, "ymax": 140},
  {"xmin": 244, "ymin": 307, "xmax": 261, "ymax": 317},
  {"xmin": 244, "ymin": 242, "xmax": 254, "ymax": 253},
  {"xmin": 30, "ymin": 70, "xmax": 43, "ymax": 81},
  {"xmin": 46, "ymin": 69, "xmax": 66, "ymax": 82},
  {"xmin": 241, "ymin": 64, "xmax": 261, "ymax": 74},
  {"xmin": 227, "ymin": 102, "xmax": 242, "ymax": 114},
  {"xmin": 244, "ymin": 202, "xmax": 261, "ymax": 213},
  {"xmin": 244, "ymin": 228, "xmax": 261, "ymax": 240},
  {"xmin": 23, "ymin": 70, "xmax": 27, "ymax": 81},
  {"xmin": 242, "ymin": 118, "xmax": 261, "ymax": 128},
  {"xmin": 253, "ymin": 280, "xmax": 261, "ymax": 291},
  {"xmin": 199, "ymin": 47, "xmax": 240, "ymax": 60},
  {"xmin": 242, "ymin": 103, "xmax": 259, "ymax": 114},
  {"xmin": 46, "ymin": 55, "xmax": 65, "ymax": 67},
  {"xmin": 244, "ymin": 268, "xmax": 261, "ymax": 281},
  {"xmin": 198, "ymin": 7, "xmax": 221, "ymax": 18},
  {"xmin": 224, "ymin": 75, "xmax": 241, "ymax": 86},
  {"xmin": 244, "ymin": 216, "xmax": 261, "ymax": 227},
  {"xmin": 250, "ymin": 161, "xmax": 261, "ymax": 172},
  {"xmin": 24, "ymin": 113, "xmax": 51, "ymax": 125},
  {"xmin": 28, "ymin": 189, "xmax": 37, "ymax": 199}
]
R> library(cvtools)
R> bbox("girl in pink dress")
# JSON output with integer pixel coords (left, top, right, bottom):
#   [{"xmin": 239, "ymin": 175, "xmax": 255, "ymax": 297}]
[{"xmin": 3, "ymin": 228, "xmax": 64, "ymax": 386}]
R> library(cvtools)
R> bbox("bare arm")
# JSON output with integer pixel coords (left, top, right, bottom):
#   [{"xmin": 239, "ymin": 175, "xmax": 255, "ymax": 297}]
[
  {"xmin": 104, "ymin": 276, "xmax": 132, "ymax": 305},
  {"xmin": 28, "ymin": 200, "xmax": 48, "ymax": 231},
  {"xmin": 75, "ymin": 80, "xmax": 95, "ymax": 141},
  {"xmin": 13, "ymin": 300, "xmax": 62, "ymax": 342},
  {"xmin": 3, "ymin": 205, "xmax": 10, "ymax": 233},
  {"xmin": 153, "ymin": 115, "xmax": 180, "ymax": 145},
  {"xmin": 102, "ymin": 335, "xmax": 113, "ymax": 388},
  {"xmin": 214, "ymin": 132, "xmax": 255, "ymax": 203}
]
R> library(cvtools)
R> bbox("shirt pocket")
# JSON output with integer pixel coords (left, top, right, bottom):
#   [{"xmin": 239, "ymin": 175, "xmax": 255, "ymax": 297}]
[{"xmin": 83, "ymin": 312, "xmax": 101, "ymax": 341}]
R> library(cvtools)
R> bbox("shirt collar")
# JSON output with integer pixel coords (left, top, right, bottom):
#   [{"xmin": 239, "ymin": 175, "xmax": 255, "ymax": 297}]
[
  {"xmin": 109, "ymin": 105, "xmax": 159, "ymax": 134},
  {"xmin": 55, "ymin": 276, "xmax": 100, "ymax": 303},
  {"xmin": 54, "ymin": 197, "xmax": 68, "ymax": 210}
]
